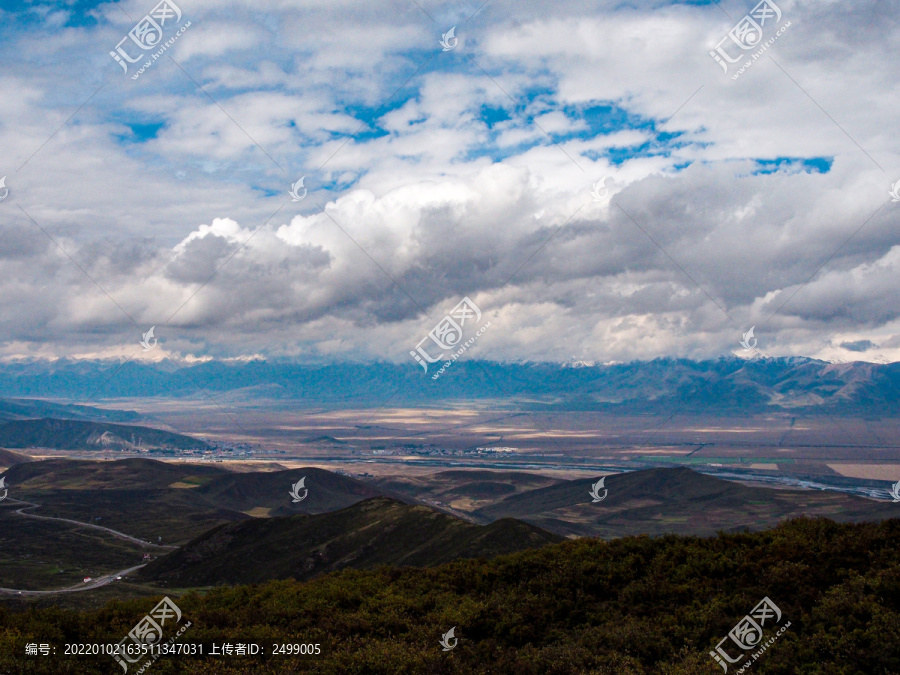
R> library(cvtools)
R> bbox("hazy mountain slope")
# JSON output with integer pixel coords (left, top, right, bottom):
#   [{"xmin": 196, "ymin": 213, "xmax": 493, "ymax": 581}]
[
  {"xmin": 0, "ymin": 398, "xmax": 140, "ymax": 423},
  {"xmin": 475, "ymin": 467, "xmax": 899, "ymax": 538},
  {"xmin": 0, "ymin": 418, "xmax": 211, "ymax": 451},
  {"xmin": 139, "ymin": 497, "xmax": 563, "ymax": 586}
]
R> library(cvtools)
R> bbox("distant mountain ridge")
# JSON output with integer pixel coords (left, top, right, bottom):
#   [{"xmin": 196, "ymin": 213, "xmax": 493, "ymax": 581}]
[
  {"xmin": 0, "ymin": 357, "xmax": 897, "ymax": 413},
  {"xmin": 0, "ymin": 398, "xmax": 140, "ymax": 422},
  {"xmin": 0, "ymin": 418, "xmax": 210, "ymax": 452}
]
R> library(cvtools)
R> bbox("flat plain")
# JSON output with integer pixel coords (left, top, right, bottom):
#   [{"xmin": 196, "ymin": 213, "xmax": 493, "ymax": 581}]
[{"xmin": 61, "ymin": 400, "xmax": 900, "ymax": 490}]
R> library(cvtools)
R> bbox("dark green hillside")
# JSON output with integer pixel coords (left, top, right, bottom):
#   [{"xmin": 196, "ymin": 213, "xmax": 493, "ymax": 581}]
[
  {"xmin": 0, "ymin": 418, "xmax": 210, "ymax": 452},
  {"xmin": 2, "ymin": 517, "xmax": 899, "ymax": 673},
  {"xmin": 139, "ymin": 497, "xmax": 562, "ymax": 586}
]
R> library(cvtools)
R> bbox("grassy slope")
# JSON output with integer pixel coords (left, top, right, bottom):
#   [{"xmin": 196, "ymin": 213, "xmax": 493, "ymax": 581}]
[
  {"xmin": 3, "ymin": 458, "xmax": 227, "ymax": 490},
  {"xmin": 371, "ymin": 470, "xmax": 565, "ymax": 513},
  {"xmin": 195, "ymin": 466, "xmax": 386, "ymax": 515},
  {"xmin": 0, "ymin": 447, "xmax": 30, "ymax": 469},
  {"xmin": 139, "ymin": 497, "xmax": 562, "ymax": 586},
  {"xmin": 2, "ymin": 459, "xmax": 244, "ymax": 544},
  {"xmin": 0, "ymin": 502, "xmax": 147, "ymax": 589}
]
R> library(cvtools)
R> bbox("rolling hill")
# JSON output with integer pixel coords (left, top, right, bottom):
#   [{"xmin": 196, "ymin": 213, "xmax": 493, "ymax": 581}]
[
  {"xmin": 0, "ymin": 500, "xmax": 150, "ymax": 590},
  {"xmin": 139, "ymin": 497, "xmax": 562, "ymax": 586},
  {"xmin": 1, "ymin": 459, "xmax": 245, "ymax": 544},
  {"xmin": 370, "ymin": 469, "xmax": 566, "ymax": 513},
  {"xmin": 0, "ymin": 459, "xmax": 393, "ymax": 544},
  {"xmin": 6, "ymin": 459, "xmax": 896, "ymax": 546},
  {"xmin": 474, "ymin": 466, "xmax": 900, "ymax": 537},
  {"xmin": 194, "ymin": 466, "xmax": 387, "ymax": 515},
  {"xmin": 0, "ymin": 398, "xmax": 141, "ymax": 423},
  {"xmin": 0, "ymin": 447, "xmax": 31, "ymax": 468},
  {"xmin": 1, "ymin": 457, "xmax": 227, "ymax": 489},
  {"xmin": 0, "ymin": 418, "xmax": 211, "ymax": 452}
]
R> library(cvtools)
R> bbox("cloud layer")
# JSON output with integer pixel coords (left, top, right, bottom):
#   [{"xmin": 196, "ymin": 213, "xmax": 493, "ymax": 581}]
[{"xmin": 0, "ymin": 0, "xmax": 898, "ymax": 365}]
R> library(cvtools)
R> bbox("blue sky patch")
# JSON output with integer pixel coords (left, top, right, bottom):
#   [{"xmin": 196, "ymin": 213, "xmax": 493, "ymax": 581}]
[{"xmin": 753, "ymin": 157, "xmax": 833, "ymax": 174}]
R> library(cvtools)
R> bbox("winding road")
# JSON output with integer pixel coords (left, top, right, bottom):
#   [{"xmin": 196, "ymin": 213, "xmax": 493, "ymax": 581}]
[
  {"xmin": 0, "ymin": 564, "xmax": 146, "ymax": 596},
  {"xmin": 9, "ymin": 499, "xmax": 176, "ymax": 549},
  {"xmin": 0, "ymin": 498, "xmax": 175, "ymax": 596}
]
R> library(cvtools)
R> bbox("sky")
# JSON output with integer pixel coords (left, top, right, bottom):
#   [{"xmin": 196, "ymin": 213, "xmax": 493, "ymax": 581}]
[{"xmin": 0, "ymin": 0, "xmax": 898, "ymax": 366}]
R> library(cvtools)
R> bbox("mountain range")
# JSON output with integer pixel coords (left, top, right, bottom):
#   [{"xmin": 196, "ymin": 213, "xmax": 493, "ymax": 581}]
[{"xmin": 0, "ymin": 357, "xmax": 896, "ymax": 413}]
